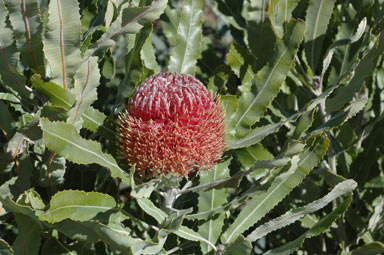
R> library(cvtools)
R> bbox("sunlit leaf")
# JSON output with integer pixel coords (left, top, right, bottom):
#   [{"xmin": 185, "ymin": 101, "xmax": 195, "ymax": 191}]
[
  {"xmin": 44, "ymin": 0, "xmax": 82, "ymax": 89},
  {"xmin": 168, "ymin": 0, "xmax": 203, "ymax": 75},
  {"xmin": 40, "ymin": 118, "xmax": 130, "ymax": 185},
  {"xmin": 40, "ymin": 190, "xmax": 116, "ymax": 223}
]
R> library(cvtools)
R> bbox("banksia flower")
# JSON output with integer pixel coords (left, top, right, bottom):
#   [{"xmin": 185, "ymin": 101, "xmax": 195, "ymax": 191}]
[{"xmin": 118, "ymin": 72, "xmax": 225, "ymax": 177}]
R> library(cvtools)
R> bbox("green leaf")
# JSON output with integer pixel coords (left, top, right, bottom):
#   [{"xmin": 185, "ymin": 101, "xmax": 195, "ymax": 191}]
[
  {"xmin": 168, "ymin": 0, "xmax": 203, "ymax": 75},
  {"xmin": 264, "ymin": 194, "xmax": 352, "ymax": 255},
  {"xmin": 57, "ymin": 220, "xmax": 147, "ymax": 253},
  {"xmin": 0, "ymin": 1, "xmax": 30, "ymax": 100},
  {"xmin": 4, "ymin": 0, "xmax": 45, "ymax": 75},
  {"xmin": 0, "ymin": 197, "xmax": 41, "ymax": 226},
  {"xmin": 87, "ymin": 0, "xmax": 168, "ymax": 58},
  {"xmin": 247, "ymin": 179, "xmax": 357, "ymax": 241},
  {"xmin": 40, "ymin": 118, "xmax": 130, "ymax": 185},
  {"xmin": 31, "ymin": 75, "xmax": 112, "ymax": 134},
  {"xmin": 197, "ymin": 160, "xmax": 230, "ymax": 253},
  {"xmin": 39, "ymin": 190, "xmax": 116, "ymax": 223},
  {"xmin": 233, "ymin": 19, "xmax": 305, "ymax": 138},
  {"xmin": 292, "ymin": 109, "xmax": 315, "ymax": 140},
  {"xmin": 12, "ymin": 213, "xmax": 41, "ymax": 255},
  {"xmin": 326, "ymin": 31, "xmax": 384, "ymax": 113},
  {"xmin": 226, "ymin": 79, "xmax": 343, "ymax": 150},
  {"xmin": 313, "ymin": 94, "xmax": 368, "ymax": 134},
  {"xmin": 137, "ymin": 198, "xmax": 167, "ymax": 224},
  {"xmin": 350, "ymin": 242, "xmax": 384, "ymax": 255},
  {"xmin": 44, "ymin": 0, "xmax": 82, "ymax": 89},
  {"xmin": 141, "ymin": 34, "xmax": 160, "ymax": 73},
  {"xmin": 67, "ymin": 56, "xmax": 101, "ymax": 126},
  {"xmin": 0, "ymin": 239, "xmax": 13, "ymax": 255},
  {"xmin": 161, "ymin": 6, "xmax": 179, "ymax": 47},
  {"xmin": 304, "ymin": 0, "xmax": 335, "ymax": 72},
  {"xmin": 174, "ymin": 226, "xmax": 217, "ymax": 252},
  {"xmin": 41, "ymin": 238, "xmax": 75, "ymax": 255},
  {"xmin": 221, "ymin": 235, "xmax": 252, "ymax": 255},
  {"xmin": 221, "ymin": 136, "xmax": 329, "ymax": 244},
  {"xmin": 268, "ymin": 0, "xmax": 300, "ymax": 38},
  {"xmin": 248, "ymin": 19, "xmax": 276, "ymax": 70}
]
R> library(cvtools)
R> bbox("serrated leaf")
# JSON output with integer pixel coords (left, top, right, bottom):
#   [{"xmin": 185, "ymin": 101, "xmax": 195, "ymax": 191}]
[
  {"xmin": 40, "ymin": 118, "xmax": 130, "ymax": 185},
  {"xmin": 326, "ymin": 31, "xmax": 384, "ymax": 113},
  {"xmin": 304, "ymin": 0, "xmax": 335, "ymax": 72},
  {"xmin": 137, "ymin": 198, "xmax": 167, "ymax": 224},
  {"xmin": 0, "ymin": 1, "xmax": 30, "ymax": 100},
  {"xmin": 67, "ymin": 56, "xmax": 101, "ymax": 126},
  {"xmin": 268, "ymin": 0, "xmax": 300, "ymax": 38},
  {"xmin": 40, "ymin": 190, "xmax": 116, "ymax": 223},
  {"xmin": 292, "ymin": 109, "xmax": 315, "ymax": 140},
  {"xmin": 141, "ymin": 34, "xmax": 160, "ymax": 73},
  {"xmin": 264, "ymin": 194, "xmax": 352, "ymax": 255},
  {"xmin": 44, "ymin": 0, "xmax": 82, "ymax": 89},
  {"xmin": 197, "ymin": 160, "xmax": 230, "ymax": 253},
  {"xmin": 87, "ymin": 0, "xmax": 167, "ymax": 58},
  {"xmin": 221, "ymin": 136, "xmax": 329, "ymax": 244},
  {"xmin": 320, "ymin": 18, "xmax": 367, "ymax": 84},
  {"xmin": 161, "ymin": 6, "xmax": 179, "ymax": 47},
  {"xmin": 168, "ymin": 0, "xmax": 203, "ymax": 75},
  {"xmin": 31, "ymin": 75, "xmax": 112, "ymax": 134},
  {"xmin": 226, "ymin": 79, "xmax": 343, "ymax": 150},
  {"xmin": 233, "ymin": 19, "xmax": 305, "ymax": 138},
  {"xmin": 247, "ymin": 180, "xmax": 357, "ymax": 241},
  {"xmin": 4, "ymin": 0, "xmax": 45, "ymax": 75},
  {"xmin": 313, "ymin": 94, "xmax": 368, "ymax": 134}
]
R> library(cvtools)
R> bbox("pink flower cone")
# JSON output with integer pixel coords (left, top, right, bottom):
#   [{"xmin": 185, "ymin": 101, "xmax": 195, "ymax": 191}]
[{"xmin": 118, "ymin": 72, "xmax": 225, "ymax": 177}]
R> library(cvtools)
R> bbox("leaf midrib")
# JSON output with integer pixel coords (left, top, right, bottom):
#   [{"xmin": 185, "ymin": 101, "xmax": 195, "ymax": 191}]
[
  {"xmin": 49, "ymin": 204, "xmax": 112, "ymax": 214},
  {"xmin": 43, "ymin": 126, "xmax": 120, "ymax": 170}
]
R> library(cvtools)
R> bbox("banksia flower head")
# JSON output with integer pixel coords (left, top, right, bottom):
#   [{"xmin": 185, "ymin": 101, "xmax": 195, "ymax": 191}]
[{"xmin": 118, "ymin": 72, "xmax": 225, "ymax": 177}]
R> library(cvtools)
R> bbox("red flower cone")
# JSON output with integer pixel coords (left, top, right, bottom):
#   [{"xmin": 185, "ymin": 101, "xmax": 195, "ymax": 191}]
[{"xmin": 118, "ymin": 72, "xmax": 225, "ymax": 177}]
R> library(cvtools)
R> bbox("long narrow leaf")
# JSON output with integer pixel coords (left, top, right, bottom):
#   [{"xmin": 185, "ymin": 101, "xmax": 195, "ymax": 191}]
[
  {"xmin": 67, "ymin": 56, "xmax": 101, "ymax": 126},
  {"xmin": 168, "ymin": 0, "xmax": 203, "ymax": 75},
  {"xmin": 233, "ymin": 19, "xmax": 305, "ymax": 138},
  {"xmin": 5, "ymin": 0, "xmax": 45, "ymax": 75},
  {"xmin": 0, "ymin": 1, "xmax": 29, "ymax": 100},
  {"xmin": 44, "ymin": 0, "xmax": 82, "ymax": 89},
  {"xmin": 86, "ymin": 0, "xmax": 167, "ymax": 59},
  {"xmin": 268, "ymin": 0, "xmax": 300, "ymax": 38},
  {"xmin": 175, "ymin": 226, "xmax": 217, "ymax": 252},
  {"xmin": 32, "ymin": 75, "xmax": 113, "ymax": 135},
  {"xmin": 304, "ymin": 0, "xmax": 335, "ymax": 72},
  {"xmin": 264, "ymin": 194, "xmax": 352, "ymax": 255},
  {"xmin": 326, "ymin": 31, "xmax": 384, "ymax": 113},
  {"xmin": 221, "ymin": 136, "xmax": 329, "ymax": 244},
  {"xmin": 40, "ymin": 118, "xmax": 130, "ymax": 185},
  {"xmin": 197, "ymin": 160, "xmax": 230, "ymax": 253},
  {"xmin": 247, "ymin": 180, "xmax": 357, "ymax": 241}
]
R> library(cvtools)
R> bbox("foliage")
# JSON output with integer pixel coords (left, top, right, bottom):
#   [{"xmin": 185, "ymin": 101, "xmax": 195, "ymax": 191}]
[{"xmin": 0, "ymin": 0, "xmax": 383, "ymax": 254}]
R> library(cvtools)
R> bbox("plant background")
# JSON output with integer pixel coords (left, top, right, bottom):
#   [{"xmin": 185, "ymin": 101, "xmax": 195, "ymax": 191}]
[{"xmin": 0, "ymin": 0, "xmax": 384, "ymax": 254}]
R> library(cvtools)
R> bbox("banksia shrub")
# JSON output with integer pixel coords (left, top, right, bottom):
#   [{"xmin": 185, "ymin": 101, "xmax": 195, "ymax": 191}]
[{"xmin": 118, "ymin": 72, "xmax": 225, "ymax": 177}]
